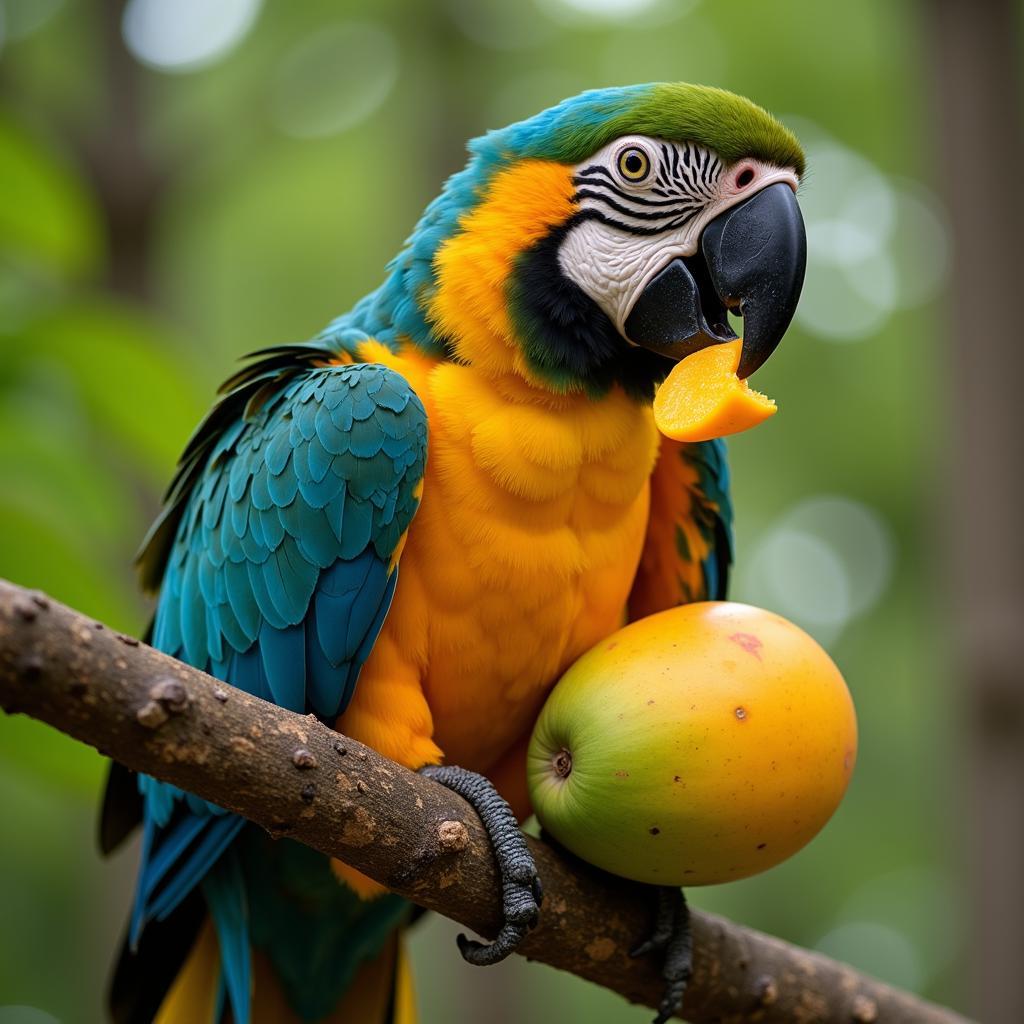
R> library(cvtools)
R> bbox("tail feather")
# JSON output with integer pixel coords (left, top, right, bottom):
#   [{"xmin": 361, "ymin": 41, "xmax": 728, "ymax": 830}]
[
  {"xmin": 153, "ymin": 919, "xmax": 220, "ymax": 1024},
  {"xmin": 98, "ymin": 762, "xmax": 143, "ymax": 856},
  {"xmin": 109, "ymin": 890, "xmax": 205, "ymax": 1024},
  {"xmin": 119, "ymin": 828, "xmax": 412, "ymax": 1024},
  {"xmin": 202, "ymin": 851, "xmax": 251, "ymax": 1024},
  {"xmin": 150, "ymin": 919, "xmax": 418, "ymax": 1024},
  {"xmin": 392, "ymin": 935, "xmax": 418, "ymax": 1024},
  {"xmin": 130, "ymin": 811, "xmax": 245, "ymax": 944}
]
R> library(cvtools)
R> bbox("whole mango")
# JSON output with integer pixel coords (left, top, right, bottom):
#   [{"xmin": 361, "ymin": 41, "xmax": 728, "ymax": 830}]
[{"xmin": 527, "ymin": 602, "xmax": 856, "ymax": 886}]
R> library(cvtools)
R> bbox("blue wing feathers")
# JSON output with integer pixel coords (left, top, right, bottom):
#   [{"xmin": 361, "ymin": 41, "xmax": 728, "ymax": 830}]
[
  {"xmin": 224, "ymin": 563, "xmax": 260, "ymax": 642},
  {"xmin": 250, "ymin": 462, "xmax": 273, "ymax": 511},
  {"xmin": 229, "ymin": 644, "xmax": 272, "ymax": 704},
  {"xmin": 265, "ymin": 427, "xmax": 292, "ymax": 475},
  {"xmin": 205, "ymin": 605, "xmax": 224, "ymax": 664},
  {"xmin": 245, "ymin": 558, "xmax": 285, "ymax": 631},
  {"xmin": 228, "ymin": 452, "xmax": 249, "ymax": 503},
  {"xmin": 228, "ymin": 490, "xmax": 249, "ymax": 543},
  {"xmin": 352, "ymin": 569, "xmax": 399, "ymax": 693},
  {"xmin": 239, "ymin": 521, "xmax": 266, "ymax": 565},
  {"xmin": 347, "ymin": 559, "xmax": 391, "ymax": 653},
  {"xmin": 324, "ymin": 486, "xmax": 347, "ymax": 544},
  {"xmin": 259, "ymin": 621, "xmax": 306, "ymax": 711},
  {"xmin": 338, "ymin": 494, "xmax": 374, "ymax": 558},
  {"xmin": 306, "ymin": 433, "xmax": 333, "ymax": 483},
  {"xmin": 130, "ymin": 813, "xmax": 244, "ymax": 944},
  {"xmin": 314, "ymin": 400, "xmax": 344, "ymax": 451},
  {"xmin": 202, "ymin": 852, "xmax": 251, "ymax": 1024},
  {"xmin": 180, "ymin": 560, "xmax": 208, "ymax": 667},
  {"xmin": 147, "ymin": 818, "xmax": 243, "ymax": 925},
  {"xmin": 142, "ymin": 817, "xmax": 207, "ymax": 899},
  {"xmin": 130, "ymin": 360, "xmax": 428, "ymax": 1024},
  {"xmin": 688, "ymin": 438, "xmax": 733, "ymax": 601},
  {"xmin": 305, "ymin": 617, "xmax": 343, "ymax": 718}
]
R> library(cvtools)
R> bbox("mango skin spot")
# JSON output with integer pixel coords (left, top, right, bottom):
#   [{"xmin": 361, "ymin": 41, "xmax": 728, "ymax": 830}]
[{"xmin": 653, "ymin": 339, "xmax": 777, "ymax": 443}]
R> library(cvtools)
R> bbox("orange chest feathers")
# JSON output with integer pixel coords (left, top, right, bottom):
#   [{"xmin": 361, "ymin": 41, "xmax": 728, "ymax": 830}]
[{"xmin": 357, "ymin": 344, "xmax": 660, "ymax": 771}]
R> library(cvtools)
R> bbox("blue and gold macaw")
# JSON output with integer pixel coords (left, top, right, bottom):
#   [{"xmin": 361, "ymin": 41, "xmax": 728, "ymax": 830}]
[{"xmin": 101, "ymin": 83, "xmax": 805, "ymax": 1024}]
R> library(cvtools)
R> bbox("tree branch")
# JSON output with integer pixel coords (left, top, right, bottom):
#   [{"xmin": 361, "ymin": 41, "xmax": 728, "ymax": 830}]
[{"xmin": 0, "ymin": 578, "xmax": 971, "ymax": 1024}]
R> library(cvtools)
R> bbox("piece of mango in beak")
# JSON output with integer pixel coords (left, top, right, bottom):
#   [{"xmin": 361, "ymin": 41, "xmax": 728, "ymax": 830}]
[{"xmin": 652, "ymin": 338, "xmax": 777, "ymax": 443}]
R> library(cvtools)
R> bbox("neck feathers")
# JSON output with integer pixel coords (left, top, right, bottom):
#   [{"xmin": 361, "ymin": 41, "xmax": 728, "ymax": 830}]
[{"xmin": 324, "ymin": 156, "xmax": 667, "ymax": 401}]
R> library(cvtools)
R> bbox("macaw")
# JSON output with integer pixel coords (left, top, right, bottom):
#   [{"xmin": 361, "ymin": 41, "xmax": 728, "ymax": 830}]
[{"xmin": 100, "ymin": 82, "xmax": 805, "ymax": 1024}]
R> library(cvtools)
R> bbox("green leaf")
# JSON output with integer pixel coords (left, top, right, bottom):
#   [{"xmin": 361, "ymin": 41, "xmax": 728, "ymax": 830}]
[
  {"xmin": 16, "ymin": 299, "xmax": 207, "ymax": 481},
  {"xmin": 0, "ymin": 715, "xmax": 106, "ymax": 798},
  {"xmin": 0, "ymin": 404, "xmax": 133, "ymax": 546},
  {"xmin": 0, "ymin": 107, "xmax": 103, "ymax": 279}
]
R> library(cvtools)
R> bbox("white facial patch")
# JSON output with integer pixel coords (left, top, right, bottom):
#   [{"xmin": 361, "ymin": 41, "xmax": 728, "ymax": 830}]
[
  {"xmin": 558, "ymin": 216, "xmax": 698, "ymax": 334},
  {"xmin": 556, "ymin": 135, "xmax": 798, "ymax": 334}
]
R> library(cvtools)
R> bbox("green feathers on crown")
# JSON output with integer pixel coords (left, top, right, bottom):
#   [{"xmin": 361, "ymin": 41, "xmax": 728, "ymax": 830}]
[{"xmin": 474, "ymin": 82, "xmax": 805, "ymax": 177}]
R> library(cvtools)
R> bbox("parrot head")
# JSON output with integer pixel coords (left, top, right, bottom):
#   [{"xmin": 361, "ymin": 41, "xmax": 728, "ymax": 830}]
[{"xmin": 372, "ymin": 83, "xmax": 806, "ymax": 408}]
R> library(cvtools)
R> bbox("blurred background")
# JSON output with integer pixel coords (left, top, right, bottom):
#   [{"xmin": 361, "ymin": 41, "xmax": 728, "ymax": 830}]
[{"xmin": 0, "ymin": 0, "xmax": 1020, "ymax": 1021}]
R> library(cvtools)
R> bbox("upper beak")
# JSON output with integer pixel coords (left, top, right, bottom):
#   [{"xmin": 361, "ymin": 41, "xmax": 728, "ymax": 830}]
[{"xmin": 623, "ymin": 182, "xmax": 807, "ymax": 379}]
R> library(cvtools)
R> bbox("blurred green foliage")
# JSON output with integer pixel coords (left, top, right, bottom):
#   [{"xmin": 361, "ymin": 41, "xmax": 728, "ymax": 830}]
[{"xmin": 0, "ymin": 1, "xmax": 962, "ymax": 1022}]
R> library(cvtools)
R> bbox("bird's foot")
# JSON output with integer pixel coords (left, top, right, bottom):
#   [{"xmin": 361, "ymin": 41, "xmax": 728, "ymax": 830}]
[
  {"xmin": 420, "ymin": 764, "xmax": 542, "ymax": 966},
  {"xmin": 631, "ymin": 886, "xmax": 692, "ymax": 1024}
]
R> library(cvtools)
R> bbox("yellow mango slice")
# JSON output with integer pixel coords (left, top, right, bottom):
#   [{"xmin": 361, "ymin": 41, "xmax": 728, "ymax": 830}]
[{"xmin": 652, "ymin": 338, "xmax": 777, "ymax": 442}]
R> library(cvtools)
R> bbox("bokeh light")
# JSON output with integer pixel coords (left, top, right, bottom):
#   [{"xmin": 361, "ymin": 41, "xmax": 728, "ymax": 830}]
[
  {"xmin": 446, "ymin": 0, "xmax": 555, "ymax": 50},
  {"xmin": 0, "ymin": 1009, "xmax": 61, "ymax": 1024},
  {"xmin": 792, "ymin": 123, "xmax": 950, "ymax": 343},
  {"xmin": 815, "ymin": 920, "xmax": 924, "ymax": 992},
  {"xmin": 122, "ymin": 0, "xmax": 261, "ymax": 73},
  {"xmin": 0, "ymin": 0, "xmax": 62, "ymax": 43},
  {"xmin": 738, "ymin": 496, "xmax": 894, "ymax": 646},
  {"xmin": 833, "ymin": 865, "xmax": 961, "ymax": 988},
  {"xmin": 269, "ymin": 23, "xmax": 399, "ymax": 140},
  {"xmin": 486, "ymin": 70, "xmax": 586, "ymax": 131},
  {"xmin": 533, "ymin": 0, "xmax": 696, "ymax": 27},
  {"xmin": 599, "ymin": 13, "xmax": 726, "ymax": 84},
  {"xmin": 887, "ymin": 181, "xmax": 951, "ymax": 308},
  {"xmin": 741, "ymin": 527, "xmax": 851, "ymax": 646}
]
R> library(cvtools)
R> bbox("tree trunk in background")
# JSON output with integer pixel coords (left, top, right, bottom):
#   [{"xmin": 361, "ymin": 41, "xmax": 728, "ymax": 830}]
[
  {"xmin": 923, "ymin": 2, "xmax": 1024, "ymax": 1021},
  {"xmin": 79, "ymin": 0, "xmax": 165, "ymax": 303}
]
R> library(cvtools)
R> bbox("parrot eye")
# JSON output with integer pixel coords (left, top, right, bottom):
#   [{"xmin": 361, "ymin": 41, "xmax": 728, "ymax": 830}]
[{"xmin": 616, "ymin": 146, "xmax": 651, "ymax": 184}]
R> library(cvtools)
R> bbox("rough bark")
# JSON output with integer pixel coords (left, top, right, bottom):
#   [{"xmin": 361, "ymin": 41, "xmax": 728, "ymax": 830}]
[{"xmin": 0, "ymin": 578, "xmax": 972, "ymax": 1024}]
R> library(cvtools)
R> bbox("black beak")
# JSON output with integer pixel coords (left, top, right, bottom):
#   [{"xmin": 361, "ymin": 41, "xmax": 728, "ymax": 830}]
[{"xmin": 623, "ymin": 182, "xmax": 806, "ymax": 379}]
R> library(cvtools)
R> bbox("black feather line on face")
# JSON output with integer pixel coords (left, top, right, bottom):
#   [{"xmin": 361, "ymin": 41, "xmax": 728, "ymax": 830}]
[
  {"xmin": 572, "ymin": 188, "xmax": 701, "ymax": 221},
  {"xmin": 506, "ymin": 214, "xmax": 673, "ymax": 400},
  {"xmin": 573, "ymin": 176, "xmax": 701, "ymax": 210}
]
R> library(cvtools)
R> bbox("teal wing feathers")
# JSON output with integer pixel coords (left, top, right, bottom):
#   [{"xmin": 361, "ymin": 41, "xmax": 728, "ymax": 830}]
[
  {"xmin": 683, "ymin": 436, "xmax": 733, "ymax": 601},
  {"xmin": 120, "ymin": 347, "xmax": 427, "ymax": 1024},
  {"xmin": 150, "ymin": 358, "xmax": 426, "ymax": 721},
  {"xmin": 628, "ymin": 436, "xmax": 733, "ymax": 619}
]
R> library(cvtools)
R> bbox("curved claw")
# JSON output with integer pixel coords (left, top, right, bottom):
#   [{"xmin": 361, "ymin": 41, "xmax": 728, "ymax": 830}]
[
  {"xmin": 631, "ymin": 937, "xmax": 660, "ymax": 960},
  {"xmin": 630, "ymin": 887, "xmax": 677, "ymax": 959},
  {"xmin": 456, "ymin": 920, "xmax": 530, "ymax": 966},
  {"xmin": 419, "ymin": 764, "xmax": 542, "ymax": 966},
  {"xmin": 532, "ymin": 875, "xmax": 545, "ymax": 908},
  {"xmin": 654, "ymin": 977, "xmax": 689, "ymax": 1024},
  {"xmin": 632, "ymin": 886, "xmax": 693, "ymax": 1024}
]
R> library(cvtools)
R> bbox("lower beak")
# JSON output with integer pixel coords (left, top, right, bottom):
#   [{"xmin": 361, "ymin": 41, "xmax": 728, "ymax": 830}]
[{"xmin": 623, "ymin": 182, "xmax": 807, "ymax": 379}]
